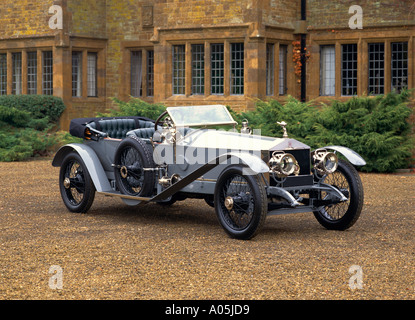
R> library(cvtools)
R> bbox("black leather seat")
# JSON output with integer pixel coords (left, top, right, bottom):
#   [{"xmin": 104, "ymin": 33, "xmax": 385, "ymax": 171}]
[
  {"xmin": 87, "ymin": 119, "xmax": 135, "ymax": 139},
  {"xmin": 128, "ymin": 127, "xmax": 156, "ymax": 139},
  {"xmin": 85, "ymin": 117, "xmax": 196, "ymax": 141},
  {"xmin": 86, "ymin": 118, "xmax": 156, "ymax": 139}
]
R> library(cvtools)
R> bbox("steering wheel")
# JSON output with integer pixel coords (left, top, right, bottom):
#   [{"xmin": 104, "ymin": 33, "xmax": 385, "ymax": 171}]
[{"xmin": 154, "ymin": 111, "xmax": 168, "ymax": 131}]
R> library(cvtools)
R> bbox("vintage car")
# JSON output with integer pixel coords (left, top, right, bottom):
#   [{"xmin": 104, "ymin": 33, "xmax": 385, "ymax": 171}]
[{"xmin": 52, "ymin": 105, "xmax": 366, "ymax": 240}]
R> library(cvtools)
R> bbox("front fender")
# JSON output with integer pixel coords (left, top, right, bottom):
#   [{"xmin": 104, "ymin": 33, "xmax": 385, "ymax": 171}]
[
  {"xmin": 227, "ymin": 151, "xmax": 269, "ymax": 175},
  {"xmin": 52, "ymin": 143, "xmax": 112, "ymax": 192},
  {"xmin": 320, "ymin": 146, "xmax": 366, "ymax": 166}
]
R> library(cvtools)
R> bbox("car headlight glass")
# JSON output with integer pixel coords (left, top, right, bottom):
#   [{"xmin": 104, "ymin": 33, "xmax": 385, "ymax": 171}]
[
  {"xmin": 269, "ymin": 151, "xmax": 300, "ymax": 178},
  {"xmin": 313, "ymin": 149, "xmax": 338, "ymax": 175}
]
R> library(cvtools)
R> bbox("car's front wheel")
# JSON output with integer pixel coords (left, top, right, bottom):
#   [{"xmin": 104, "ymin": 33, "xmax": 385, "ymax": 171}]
[
  {"xmin": 313, "ymin": 159, "xmax": 364, "ymax": 230},
  {"xmin": 59, "ymin": 152, "xmax": 96, "ymax": 213},
  {"xmin": 214, "ymin": 165, "xmax": 267, "ymax": 240}
]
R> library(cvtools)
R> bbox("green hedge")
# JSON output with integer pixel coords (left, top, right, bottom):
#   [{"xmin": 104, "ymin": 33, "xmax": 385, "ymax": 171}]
[
  {"xmin": 0, "ymin": 127, "xmax": 60, "ymax": 162},
  {"xmin": 0, "ymin": 95, "xmax": 66, "ymax": 123},
  {"xmin": 0, "ymin": 95, "xmax": 67, "ymax": 162},
  {"xmin": 234, "ymin": 90, "xmax": 414, "ymax": 173}
]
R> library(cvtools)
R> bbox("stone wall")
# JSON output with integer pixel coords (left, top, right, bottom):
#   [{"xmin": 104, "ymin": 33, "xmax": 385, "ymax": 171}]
[
  {"xmin": 307, "ymin": 0, "xmax": 415, "ymax": 30},
  {"xmin": 0, "ymin": 0, "xmax": 53, "ymax": 39},
  {"xmin": 262, "ymin": 0, "xmax": 301, "ymax": 28},
  {"xmin": 154, "ymin": 0, "xmax": 247, "ymax": 27},
  {"xmin": 67, "ymin": 0, "xmax": 106, "ymax": 38}
]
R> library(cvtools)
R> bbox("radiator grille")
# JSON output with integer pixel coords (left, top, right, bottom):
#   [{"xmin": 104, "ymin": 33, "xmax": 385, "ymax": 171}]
[{"xmin": 269, "ymin": 149, "xmax": 313, "ymax": 187}]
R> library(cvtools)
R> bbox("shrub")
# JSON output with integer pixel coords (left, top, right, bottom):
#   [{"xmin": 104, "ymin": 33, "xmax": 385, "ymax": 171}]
[
  {"xmin": 0, "ymin": 95, "xmax": 67, "ymax": 162},
  {"xmin": 0, "ymin": 126, "xmax": 59, "ymax": 162},
  {"xmin": 309, "ymin": 92, "xmax": 414, "ymax": 172},
  {"xmin": 0, "ymin": 95, "xmax": 65, "ymax": 124},
  {"xmin": 0, "ymin": 105, "xmax": 31, "ymax": 128},
  {"xmin": 98, "ymin": 97, "xmax": 166, "ymax": 120},
  {"xmin": 238, "ymin": 97, "xmax": 317, "ymax": 139}
]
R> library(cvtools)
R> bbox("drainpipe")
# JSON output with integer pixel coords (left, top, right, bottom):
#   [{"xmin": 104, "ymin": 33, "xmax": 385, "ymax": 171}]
[{"xmin": 300, "ymin": 0, "xmax": 307, "ymax": 102}]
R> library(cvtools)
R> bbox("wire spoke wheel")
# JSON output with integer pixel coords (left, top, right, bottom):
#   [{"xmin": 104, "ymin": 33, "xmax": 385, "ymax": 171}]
[
  {"xmin": 118, "ymin": 146, "xmax": 144, "ymax": 195},
  {"xmin": 59, "ymin": 152, "xmax": 95, "ymax": 213},
  {"xmin": 64, "ymin": 160, "xmax": 85, "ymax": 205},
  {"xmin": 320, "ymin": 171, "xmax": 350, "ymax": 221},
  {"xmin": 220, "ymin": 175, "xmax": 254, "ymax": 230},
  {"xmin": 313, "ymin": 159, "xmax": 364, "ymax": 230},
  {"xmin": 214, "ymin": 165, "xmax": 267, "ymax": 240}
]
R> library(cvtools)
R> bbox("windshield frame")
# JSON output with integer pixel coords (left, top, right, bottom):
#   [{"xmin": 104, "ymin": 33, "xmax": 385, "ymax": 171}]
[{"xmin": 166, "ymin": 105, "xmax": 237, "ymax": 128}]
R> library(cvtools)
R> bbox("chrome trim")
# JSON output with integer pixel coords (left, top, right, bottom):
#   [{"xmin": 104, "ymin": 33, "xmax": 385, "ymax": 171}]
[
  {"xmin": 312, "ymin": 148, "xmax": 338, "ymax": 175},
  {"xmin": 268, "ymin": 151, "xmax": 300, "ymax": 178},
  {"xmin": 323, "ymin": 145, "xmax": 367, "ymax": 166},
  {"xmin": 267, "ymin": 186, "xmax": 301, "ymax": 207}
]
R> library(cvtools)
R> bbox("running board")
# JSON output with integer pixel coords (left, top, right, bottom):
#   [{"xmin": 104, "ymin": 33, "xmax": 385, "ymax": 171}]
[
  {"xmin": 99, "ymin": 154, "xmax": 232, "ymax": 203},
  {"xmin": 98, "ymin": 191, "xmax": 152, "ymax": 201}
]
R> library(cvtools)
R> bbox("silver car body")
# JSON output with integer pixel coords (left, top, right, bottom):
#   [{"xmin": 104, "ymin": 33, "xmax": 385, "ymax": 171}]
[{"xmin": 53, "ymin": 105, "xmax": 366, "ymax": 214}]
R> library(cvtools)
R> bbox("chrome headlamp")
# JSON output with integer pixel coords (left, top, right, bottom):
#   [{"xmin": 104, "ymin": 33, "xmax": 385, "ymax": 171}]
[
  {"xmin": 268, "ymin": 151, "xmax": 300, "ymax": 178},
  {"xmin": 312, "ymin": 149, "xmax": 338, "ymax": 175}
]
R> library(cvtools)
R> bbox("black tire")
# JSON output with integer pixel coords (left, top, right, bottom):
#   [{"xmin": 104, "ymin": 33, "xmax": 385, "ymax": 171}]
[
  {"xmin": 214, "ymin": 165, "xmax": 267, "ymax": 240},
  {"xmin": 114, "ymin": 136, "xmax": 156, "ymax": 197},
  {"xmin": 59, "ymin": 152, "xmax": 96, "ymax": 213},
  {"xmin": 313, "ymin": 159, "xmax": 364, "ymax": 230},
  {"xmin": 204, "ymin": 195, "xmax": 215, "ymax": 208},
  {"xmin": 156, "ymin": 196, "xmax": 177, "ymax": 206}
]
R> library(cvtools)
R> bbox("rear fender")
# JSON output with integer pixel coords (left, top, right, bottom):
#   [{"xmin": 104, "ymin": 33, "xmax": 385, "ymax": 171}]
[
  {"xmin": 52, "ymin": 143, "xmax": 112, "ymax": 192},
  {"xmin": 320, "ymin": 146, "xmax": 366, "ymax": 166}
]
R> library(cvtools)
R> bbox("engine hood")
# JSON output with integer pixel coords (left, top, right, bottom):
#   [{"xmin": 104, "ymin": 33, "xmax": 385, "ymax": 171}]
[{"xmin": 178, "ymin": 128, "xmax": 309, "ymax": 151}]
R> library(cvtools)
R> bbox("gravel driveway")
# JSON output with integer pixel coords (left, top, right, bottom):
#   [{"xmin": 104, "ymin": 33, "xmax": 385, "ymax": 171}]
[{"xmin": 0, "ymin": 159, "xmax": 414, "ymax": 300}]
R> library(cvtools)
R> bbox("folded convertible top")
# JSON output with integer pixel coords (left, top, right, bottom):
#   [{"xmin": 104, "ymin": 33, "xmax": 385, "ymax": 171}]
[{"xmin": 69, "ymin": 116, "xmax": 155, "ymax": 139}]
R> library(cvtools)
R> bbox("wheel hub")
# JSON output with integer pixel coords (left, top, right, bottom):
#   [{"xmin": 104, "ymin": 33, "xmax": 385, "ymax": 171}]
[
  {"xmin": 224, "ymin": 196, "xmax": 234, "ymax": 210},
  {"xmin": 63, "ymin": 177, "xmax": 71, "ymax": 189},
  {"xmin": 120, "ymin": 166, "xmax": 128, "ymax": 179}
]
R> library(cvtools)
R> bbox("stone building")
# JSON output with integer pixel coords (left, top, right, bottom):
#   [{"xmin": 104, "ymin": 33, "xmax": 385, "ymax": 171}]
[{"xmin": 0, "ymin": 0, "xmax": 414, "ymax": 129}]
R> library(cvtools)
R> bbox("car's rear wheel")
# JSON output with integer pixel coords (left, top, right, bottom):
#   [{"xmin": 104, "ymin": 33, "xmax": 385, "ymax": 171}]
[
  {"xmin": 59, "ymin": 152, "xmax": 95, "ymax": 213},
  {"xmin": 313, "ymin": 159, "xmax": 364, "ymax": 230},
  {"xmin": 214, "ymin": 165, "xmax": 267, "ymax": 240},
  {"xmin": 114, "ymin": 136, "xmax": 156, "ymax": 197}
]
